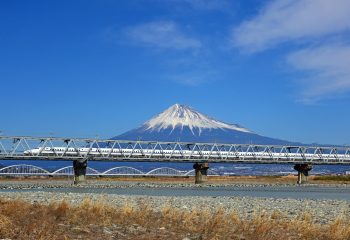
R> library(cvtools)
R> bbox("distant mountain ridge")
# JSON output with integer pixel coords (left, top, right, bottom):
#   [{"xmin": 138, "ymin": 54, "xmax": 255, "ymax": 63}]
[{"xmin": 112, "ymin": 104, "xmax": 300, "ymax": 145}]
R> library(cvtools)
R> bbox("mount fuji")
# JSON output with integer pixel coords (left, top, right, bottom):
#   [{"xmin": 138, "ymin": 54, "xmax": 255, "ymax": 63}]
[{"xmin": 113, "ymin": 104, "xmax": 299, "ymax": 145}]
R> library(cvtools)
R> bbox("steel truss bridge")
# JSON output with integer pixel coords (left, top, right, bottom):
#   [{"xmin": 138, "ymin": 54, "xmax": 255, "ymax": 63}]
[
  {"xmin": 0, "ymin": 164, "xmax": 219, "ymax": 177},
  {"xmin": 0, "ymin": 136, "xmax": 350, "ymax": 164}
]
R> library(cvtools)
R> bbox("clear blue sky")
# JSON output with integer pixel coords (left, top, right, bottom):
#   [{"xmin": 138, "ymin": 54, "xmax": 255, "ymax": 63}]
[{"xmin": 1, "ymin": 0, "xmax": 350, "ymax": 145}]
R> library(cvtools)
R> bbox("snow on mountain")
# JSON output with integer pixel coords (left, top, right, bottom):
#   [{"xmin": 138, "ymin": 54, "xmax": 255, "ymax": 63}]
[
  {"xmin": 144, "ymin": 104, "xmax": 251, "ymax": 136},
  {"xmin": 113, "ymin": 104, "xmax": 300, "ymax": 145}
]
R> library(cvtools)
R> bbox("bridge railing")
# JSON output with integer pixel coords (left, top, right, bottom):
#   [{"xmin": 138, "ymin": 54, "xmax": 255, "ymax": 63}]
[{"xmin": 0, "ymin": 136, "xmax": 350, "ymax": 164}]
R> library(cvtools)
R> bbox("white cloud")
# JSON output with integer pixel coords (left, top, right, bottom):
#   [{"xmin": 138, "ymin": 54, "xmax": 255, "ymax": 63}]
[
  {"xmin": 124, "ymin": 21, "xmax": 201, "ymax": 50},
  {"xmin": 231, "ymin": 0, "xmax": 350, "ymax": 102},
  {"xmin": 287, "ymin": 44, "xmax": 350, "ymax": 102},
  {"xmin": 232, "ymin": 0, "xmax": 350, "ymax": 52}
]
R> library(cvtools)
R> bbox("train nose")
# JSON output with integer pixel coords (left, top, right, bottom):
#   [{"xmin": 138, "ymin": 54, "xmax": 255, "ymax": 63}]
[{"xmin": 24, "ymin": 150, "xmax": 30, "ymax": 155}]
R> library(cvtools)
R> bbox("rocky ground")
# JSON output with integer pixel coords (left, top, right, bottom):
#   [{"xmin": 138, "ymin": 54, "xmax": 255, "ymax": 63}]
[{"xmin": 0, "ymin": 181, "xmax": 349, "ymax": 225}]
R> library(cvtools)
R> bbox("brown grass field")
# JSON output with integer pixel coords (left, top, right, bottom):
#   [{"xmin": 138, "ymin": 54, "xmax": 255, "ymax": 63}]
[
  {"xmin": 99, "ymin": 175, "xmax": 350, "ymax": 184},
  {"xmin": 97, "ymin": 174, "xmax": 350, "ymax": 184},
  {"xmin": 1, "ymin": 174, "xmax": 349, "ymax": 185},
  {"xmin": 0, "ymin": 198, "xmax": 349, "ymax": 240}
]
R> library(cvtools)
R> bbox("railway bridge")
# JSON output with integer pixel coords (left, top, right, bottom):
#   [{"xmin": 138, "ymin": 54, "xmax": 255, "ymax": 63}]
[{"xmin": 0, "ymin": 136, "xmax": 349, "ymax": 184}]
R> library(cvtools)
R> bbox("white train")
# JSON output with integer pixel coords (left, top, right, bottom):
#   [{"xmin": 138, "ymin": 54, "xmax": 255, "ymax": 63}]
[{"xmin": 23, "ymin": 147, "xmax": 347, "ymax": 160}]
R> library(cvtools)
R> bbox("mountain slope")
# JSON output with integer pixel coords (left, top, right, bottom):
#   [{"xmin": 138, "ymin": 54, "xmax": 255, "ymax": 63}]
[
  {"xmin": 113, "ymin": 104, "xmax": 299, "ymax": 145},
  {"xmin": 143, "ymin": 104, "xmax": 251, "ymax": 135}
]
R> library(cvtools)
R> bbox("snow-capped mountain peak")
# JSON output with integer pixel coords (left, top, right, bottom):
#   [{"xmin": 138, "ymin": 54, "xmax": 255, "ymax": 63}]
[
  {"xmin": 143, "ymin": 104, "xmax": 252, "ymax": 135},
  {"xmin": 114, "ymin": 103, "xmax": 295, "ymax": 145}
]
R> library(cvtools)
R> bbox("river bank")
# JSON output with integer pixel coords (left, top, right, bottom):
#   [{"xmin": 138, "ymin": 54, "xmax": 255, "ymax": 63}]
[
  {"xmin": 1, "ymin": 174, "xmax": 350, "ymax": 185},
  {"xmin": 0, "ymin": 180, "xmax": 349, "ymax": 239},
  {"xmin": 0, "ymin": 194, "xmax": 349, "ymax": 239},
  {"xmin": 0, "ymin": 180, "xmax": 349, "ymax": 224}
]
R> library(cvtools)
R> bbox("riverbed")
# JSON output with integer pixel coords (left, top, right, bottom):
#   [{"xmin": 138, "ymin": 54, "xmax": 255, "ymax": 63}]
[{"xmin": 0, "ymin": 181, "xmax": 349, "ymax": 224}]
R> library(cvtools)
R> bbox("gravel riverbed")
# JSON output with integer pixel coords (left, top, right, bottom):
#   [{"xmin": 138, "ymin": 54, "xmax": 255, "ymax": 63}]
[{"xmin": 0, "ymin": 181, "xmax": 349, "ymax": 224}]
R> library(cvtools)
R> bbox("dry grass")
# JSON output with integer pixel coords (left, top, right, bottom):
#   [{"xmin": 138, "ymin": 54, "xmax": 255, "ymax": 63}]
[
  {"xmin": 99, "ymin": 175, "xmax": 350, "ymax": 185},
  {"xmin": 0, "ymin": 175, "xmax": 298, "ymax": 185},
  {"xmin": 2, "ymin": 175, "xmax": 350, "ymax": 185},
  {"xmin": 0, "ymin": 198, "xmax": 349, "ymax": 239},
  {"xmin": 312, "ymin": 175, "xmax": 350, "ymax": 182},
  {"xmin": 96, "ymin": 175, "xmax": 299, "ymax": 184}
]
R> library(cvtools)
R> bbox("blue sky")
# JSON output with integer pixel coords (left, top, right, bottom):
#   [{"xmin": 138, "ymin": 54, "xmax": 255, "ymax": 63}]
[{"xmin": 1, "ymin": 0, "xmax": 350, "ymax": 145}]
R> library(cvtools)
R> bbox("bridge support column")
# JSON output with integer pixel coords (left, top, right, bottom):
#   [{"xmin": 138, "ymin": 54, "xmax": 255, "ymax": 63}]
[
  {"xmin": 294, "ymin": 164, "xmax": 312, "ymax": 184},
  {"xmin": 193, "ymin": 163, "xmax": 209, "ymax": 184},
  {"xmin": 73, "ymin": 160, "xmax": 87, "ymax": 184}
]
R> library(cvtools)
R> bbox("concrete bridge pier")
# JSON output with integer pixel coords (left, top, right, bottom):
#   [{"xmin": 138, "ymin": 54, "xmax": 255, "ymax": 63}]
[
  {"xmin": 193, "ymin": 163, "xmax": 209, "ymax": 184},
  {"xmin": 73, "ymin": 159, "xmax": 87, "ymax": 184},
  {"xmin": 294, "ymin": 164, "xmax": 312, "ymax": 184}
]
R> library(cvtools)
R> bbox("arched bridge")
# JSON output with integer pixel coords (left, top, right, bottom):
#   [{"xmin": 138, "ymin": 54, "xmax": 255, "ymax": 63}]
[{"xmin": 0, "ymin": 164, "xmax": 219, "ymax": 177}]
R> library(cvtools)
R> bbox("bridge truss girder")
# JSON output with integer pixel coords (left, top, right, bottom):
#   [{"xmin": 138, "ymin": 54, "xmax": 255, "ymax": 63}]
[{"xmin": 0, "ymin": 136, "xmax": 350, "ymax": 164}]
